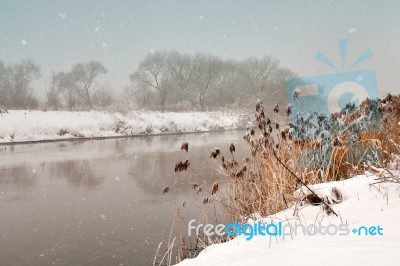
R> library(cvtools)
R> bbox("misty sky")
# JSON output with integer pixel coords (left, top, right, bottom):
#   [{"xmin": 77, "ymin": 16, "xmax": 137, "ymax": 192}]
[{"xmin": 1, "ymin": 0, "xmax": 399, "ymax": 97}]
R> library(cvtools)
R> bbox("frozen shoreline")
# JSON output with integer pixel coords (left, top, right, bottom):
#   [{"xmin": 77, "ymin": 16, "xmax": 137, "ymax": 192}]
[
  {"xmin": 0, "ymin": 110, "xmax": 251, "ymax": 145},
  {"xmin": 177, "ymin": 171, "xmax": 400, "ymax": 266}
]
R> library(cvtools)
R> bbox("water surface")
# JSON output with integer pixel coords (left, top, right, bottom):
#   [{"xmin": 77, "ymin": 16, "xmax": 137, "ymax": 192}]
[{"xmin": 0, "ymin": 131, "xmax": 246, "ymax": 265}]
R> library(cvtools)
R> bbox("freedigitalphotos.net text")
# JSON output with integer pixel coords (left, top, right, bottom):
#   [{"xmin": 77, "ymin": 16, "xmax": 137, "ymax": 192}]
[{"xmin": 188, "ymin": 219, "xmax": 383, "ymax": 241}]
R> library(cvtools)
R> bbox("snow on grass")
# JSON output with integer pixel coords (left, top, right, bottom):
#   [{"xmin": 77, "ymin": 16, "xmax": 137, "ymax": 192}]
[
  {"xmin": 0, "ymin": 110, "xmax": 250, "ymax": 144},
  {"xmin": 177, "ymin": 171, "xmax": 400, "ymax": 266}
]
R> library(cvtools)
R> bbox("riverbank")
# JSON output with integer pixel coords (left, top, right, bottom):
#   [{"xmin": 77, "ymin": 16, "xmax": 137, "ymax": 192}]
[
  {"xmin": 177, "ymin": 170, "xmax": 400, "ymax": 266},
  {"xmin": 0, "ymin": 110, "xmax": 252, "ymax": 144}
]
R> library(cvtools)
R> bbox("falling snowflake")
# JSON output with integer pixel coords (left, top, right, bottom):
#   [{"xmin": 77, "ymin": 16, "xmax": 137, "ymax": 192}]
[
  {"xmin": 348, "ymin": 27, "xmax": 357, "ymax": 34},
  {"xmin": 21, "ymin": 39, "xmax": 27, "ymax": 45},
  {"xmin": 94, "ymin": 27, "xmax": 100, "ymax": 32},
  {"xmin": 199, "ymin": 15, "xmax": 203, "ymax": 20},
  {"xmin": 58, "ymin": 12, "xmax": 66, "ymax": 18}
]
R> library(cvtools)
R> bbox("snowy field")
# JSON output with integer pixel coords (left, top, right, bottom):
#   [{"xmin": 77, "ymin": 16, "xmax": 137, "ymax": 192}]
[
  {"xmin": 177, "ymin": 170, "xmax": 400, "ymax": 266},
  {"xmin": 0, "ymin": 110, "xmax": 250, "ymax": 144}
]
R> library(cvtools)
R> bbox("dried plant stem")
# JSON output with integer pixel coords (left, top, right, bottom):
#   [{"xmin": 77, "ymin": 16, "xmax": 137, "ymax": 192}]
[{"xmin": 272, "ymin": 148, "xmax": 338, "ymax": 216}]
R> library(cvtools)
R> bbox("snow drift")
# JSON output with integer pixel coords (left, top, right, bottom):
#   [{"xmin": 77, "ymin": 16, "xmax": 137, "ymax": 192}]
[
  {"xmin": 0, "ymin": 110, "xmax": 251, "ymax": 144},
  {"xmin": 177, "ymin": 170, "xmax": 400, "ymax": 266}
]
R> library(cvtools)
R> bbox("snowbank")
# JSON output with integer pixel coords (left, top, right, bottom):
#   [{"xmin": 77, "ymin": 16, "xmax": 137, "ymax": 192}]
[
  {"xmin": 177, "ymin": 171, "xmax": 400, "ymax": 266},
  {"xmin": 0, "ymin": 110, "xmax": 250, "ymax": 144}
]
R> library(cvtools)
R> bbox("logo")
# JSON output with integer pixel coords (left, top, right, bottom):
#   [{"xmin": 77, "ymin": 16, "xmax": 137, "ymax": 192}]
[
  {"xmin": 285, "ymin": 39, "xmax": 382, "ymax": 168},
  {"xmin": 188, "ymin": 219, "xmax": 383, "ymax": 241}
]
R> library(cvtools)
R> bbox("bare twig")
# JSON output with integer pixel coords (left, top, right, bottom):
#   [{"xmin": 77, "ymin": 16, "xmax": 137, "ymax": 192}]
[{"xmin": 272, "ymin": 149, "xmax": 338, "ymax": 216}]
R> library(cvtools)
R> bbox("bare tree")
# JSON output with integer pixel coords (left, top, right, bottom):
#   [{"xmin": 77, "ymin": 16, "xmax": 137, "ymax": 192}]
[
  {"xmin": 130, "ymin": 51, "xmax": 170, "ymax": 112},
  {"xmin": 0, "ymin": 59, "xmax": 40, "ymax": 108},
  {"xmin": 71, "ymin": 61, "xmax": 107, "ymax": 108},
  {"xmin": 190, "ymin": 53, "xmax": 221, "ymax": 111},
  {"xmin": 238, "ymin": 57, "xmax": 260, "ymax": 97},
  {"xmin": 50, "ymin": 72, "xmax": 75, "ymax": 110},
  {"xmin": 46, "ymin": 72, "xmax": 63, "ymax": 110},
  {"xmin": 166, "ymin": 51, "xmax": 193, "ymax": 103},
  {"xmin": 0, "ymin": 60, "xmax": 8, "ymax": 110},
  {"xmin": 93, "ymin": 86, "xmax": 113, "ymax": 107},
  {"xmin": 211, "ymin": 59, "xmax": 238, "ymax": 106},
  {"xmin": 124, "ymin": 80, "xmax": 153, "ymax": 109},
  {"xmin": 128, "ymin": 51, "xmax": 295, "ymax": 111},
  {"xmin": 257, "ymin": 56, "xmax": 279, "ymax": 94}
]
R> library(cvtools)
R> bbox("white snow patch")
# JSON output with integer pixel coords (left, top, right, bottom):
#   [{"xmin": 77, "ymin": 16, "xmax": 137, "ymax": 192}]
[
  {"xmin": 177, "ymin": 172, "xmax": 400, "ymax": 266},
  {"xmin": 0, "ymin": 110, "xmax": 250, "ymax": 144}
]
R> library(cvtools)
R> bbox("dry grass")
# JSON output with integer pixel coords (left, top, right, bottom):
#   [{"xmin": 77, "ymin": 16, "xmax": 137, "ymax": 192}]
[
  {"xmin": 154, "ymin": 93, "xmax": 400, "ymax": 265},
  {"xmin": 217, "ymin": 94, "xmax": 400, "ymax": 222}
]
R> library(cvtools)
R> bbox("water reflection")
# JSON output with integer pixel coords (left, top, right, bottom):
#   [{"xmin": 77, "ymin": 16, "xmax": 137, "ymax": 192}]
[
  {"xmin": 0, "ymin": 165, "xmax": 37, "ymax": 189},
  {"xmin": 48, "ymin": 160, "xmax": 105, "ymax": 189},
  {"xmin": 0, "ymin": 131, "xmax": 245, "ymax": 265}
]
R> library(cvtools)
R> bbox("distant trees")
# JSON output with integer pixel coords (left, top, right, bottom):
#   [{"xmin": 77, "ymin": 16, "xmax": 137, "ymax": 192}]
[
  {"xmin": 47, "ymin": 61, "xmax": 108, "ymax": 110},
  {"xmin": 0, "ymin": 59, "xmax": 40, "ymax": 109},
  {"xmin": 167, "ymin": 51, "xmax": 193, "ymax": 103},
  {"xmin": 1, "ymin": 53, "xmax": 295, "ymax": 112},
  {"xmin": 130, "ymin": 51, "xmax": 170, "ymax": 112},
  {"xmin": 190, "ymin": 53, "xmax": 220, "ymax": 111},
  {"xmin": 71, "ymin": 61, "xmax": 107, "ymax": 108},
  {"xmin": 128, "ymin": 51, "xmax": 295, "ymax": 111}
]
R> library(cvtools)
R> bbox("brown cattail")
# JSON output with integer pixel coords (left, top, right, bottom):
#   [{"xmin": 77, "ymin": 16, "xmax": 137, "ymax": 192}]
[
  {"xmin": 181, "ymin": 142, "xmax": 189, "ymax": 152},
  {"xmin": 332, "ymin": 137, "xmax": 343, "ymax": 147},
  {"xmin": 256, "ymin": 99, "xmax": 263, "ymax": 112},
  {"xmin": 286, "ymin": 105, "xmax": 292, "ymax": 116},
  {"xmin": 229, "ymin": 143, "xmax": 236, "ymax": 153},
  {"xmin": 235, "ymin": 165, "xmax": 247, "ymax": 179},
  {"xmin": 243, "ymin": 157, "xmax": 250, "ymax": 163},
  {"xmin": 203, "ymin": 197, "xmax": 211, "ymax": 205},
  {"xmin": 162, "ymin": 186, "xmax": 169, "ymax": 194},
  {"xmin": 174, "ymin": 159, "xmax": 190, "ymax": 172},
  {"xmin": 210, "ymin": 148, "xmax": 221, "ymax": 159},
  {"xmin": 293, "ymin": 88, "xmax": 300, "ymax": 100},
  {"xmin": 227, "ymin": 160, "xmax": 238, "ymax": 168},
  {"xmin": 211, "ymin": 182, "xmax": 219, "ymax": 195},
  {"xmin": 273, "ymin": 103, "xmax": 279, "ymax": 113}
]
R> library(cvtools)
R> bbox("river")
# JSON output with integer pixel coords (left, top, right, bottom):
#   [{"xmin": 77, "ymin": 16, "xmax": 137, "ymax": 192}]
[{"xmin": 0, "ymin": 130, "xmax": 246, "ymax": 266}]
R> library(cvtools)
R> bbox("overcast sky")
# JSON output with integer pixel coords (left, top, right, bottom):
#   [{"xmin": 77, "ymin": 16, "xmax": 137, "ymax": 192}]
[{"xmin": 1, "ymin": 0, "xmax": 399, "ymax": 97}]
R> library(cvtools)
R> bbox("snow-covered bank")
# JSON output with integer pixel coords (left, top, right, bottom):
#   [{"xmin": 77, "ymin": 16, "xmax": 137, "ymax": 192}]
[
  {"xmin": 0, "ymin": 110, "xmax": 251, "ymax": 144},
  {"xmin": 177, "ymin": 171, "xmax": 400, "ymax": 266}
]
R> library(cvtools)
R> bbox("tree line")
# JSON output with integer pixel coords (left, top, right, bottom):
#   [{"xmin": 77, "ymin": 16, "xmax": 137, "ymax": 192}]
[
  {"xmin": 0, "ymin": 51, "xmax": 295, "ymax": 112},
  {"xmin": 127, "ymin": 51, "xmax": 295, "ymax": 111}
]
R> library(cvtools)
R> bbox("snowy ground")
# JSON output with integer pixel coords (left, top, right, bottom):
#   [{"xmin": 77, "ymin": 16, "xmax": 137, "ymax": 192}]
[
  {"xmin": 177, "ymin": 170, "xmax": 400, "ymax": 266},
  {"xmin": 0, "ymin": 110, "xmax": 250, "ymax": 144}
]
